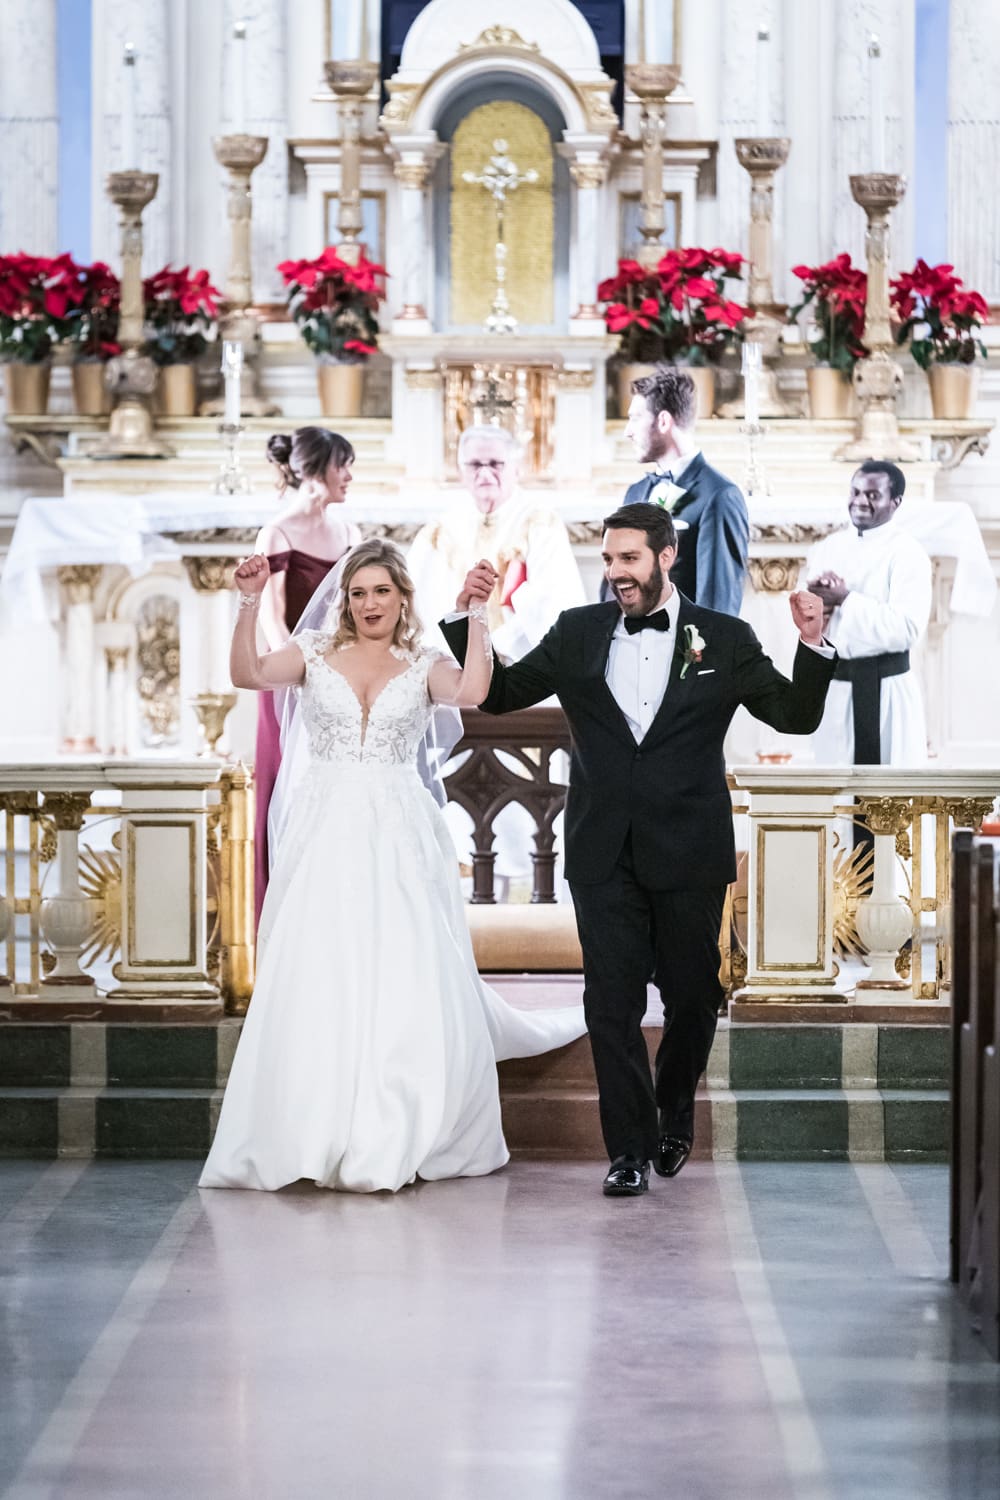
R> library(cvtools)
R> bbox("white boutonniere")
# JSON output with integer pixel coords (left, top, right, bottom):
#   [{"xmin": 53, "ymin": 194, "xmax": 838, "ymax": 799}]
[
  {"xmin": 650, "ymin": 481, "xmax": 687, "ymax": 513},
  {"xmin": 679, "ymin": 624, "xmax": 707, "ymax": 679}
]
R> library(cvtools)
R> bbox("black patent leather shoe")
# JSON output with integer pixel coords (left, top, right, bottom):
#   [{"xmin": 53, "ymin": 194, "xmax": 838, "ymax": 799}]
[
  {"xmin": 654, "ymin": 1136, "xmax": 692, "ymax": 1178},
  {"xmin": 602, "ymin": 1156, "xmax": 649, "ymax": 1197}
]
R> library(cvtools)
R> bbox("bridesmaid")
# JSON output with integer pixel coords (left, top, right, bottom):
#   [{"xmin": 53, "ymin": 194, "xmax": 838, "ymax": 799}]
[{"xmin": 254, "ymin": 426, "xmax": 360, "ymax": 924}]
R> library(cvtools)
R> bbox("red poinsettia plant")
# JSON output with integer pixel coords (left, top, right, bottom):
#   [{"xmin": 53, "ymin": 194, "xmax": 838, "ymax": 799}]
[
  {"xmin": 143, "ymin": 265, "xmax": 222, "ymax": 366},
  {"xmin": 787, "ymin": 254, "xmax": 868, "ymax": 376},
  {"xmin": 890, "ymin": 260, "xmax": 989, "ymax": 369},
  {"xmin": 598, "ymin": 248, "xmax": 751, "ymax": 365},
  {"xmin": 277, "ymin": 248, "xmax": 387, "ymax": 363},
  {"xmin": 66, "ymin": 260, "xmax": 121, "ymax": 362},
  {"xmin": 0, "ymin": 252, "xmax": 85, "ymax": 363}
]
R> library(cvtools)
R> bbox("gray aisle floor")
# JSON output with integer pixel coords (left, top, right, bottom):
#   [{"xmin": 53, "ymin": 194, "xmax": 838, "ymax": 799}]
[{"xmin": 0, "ymin": 1160, "xmax": 998, "ymax": 1500}]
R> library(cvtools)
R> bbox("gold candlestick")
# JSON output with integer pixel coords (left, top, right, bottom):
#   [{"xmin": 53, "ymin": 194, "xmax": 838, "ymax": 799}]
[
  {"xmin": 324, "ymin": 61, "xmax": 381, "ymax": 265},
  {"xmin": 722, "ymin": 137, "xmax": 799, "ymax": 419},
  {"xmin": 838, "ymin": 172, "xmax": 919, "ymax": 461},
  {"xmin": 624, "ymin": 64, "xmax": 682, "ymax": 269},
  {"xmin": 201, "ymin": 133, "xmax": 279, "ymax": 418},
  {"xmin": 89, "ymin": 171, "xmax": 173, "ymax": 458}
]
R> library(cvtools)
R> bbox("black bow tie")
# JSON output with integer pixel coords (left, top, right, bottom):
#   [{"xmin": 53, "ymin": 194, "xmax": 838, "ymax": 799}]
[{"xmin": 623, "ymin": 611, "xmax": 671, "ymax": 636}]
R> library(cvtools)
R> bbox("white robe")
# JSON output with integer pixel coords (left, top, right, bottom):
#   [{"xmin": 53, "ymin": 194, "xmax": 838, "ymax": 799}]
[
  {"xmin": 407, "ymin": 493, "xmax": 584, "ymax": 887},
  {"xmin": 805, "ymin": 515, "xmax": 932, "ymax": 766},
  {"xmin": 406, "ymin": 491, "xmax": 586, "ymax": 658}
]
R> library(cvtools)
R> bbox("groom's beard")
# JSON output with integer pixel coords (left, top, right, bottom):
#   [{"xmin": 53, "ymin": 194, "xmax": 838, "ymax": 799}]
[{"xmin": 613, "ymin": 559, "xmax": 664, "ymax": 617}]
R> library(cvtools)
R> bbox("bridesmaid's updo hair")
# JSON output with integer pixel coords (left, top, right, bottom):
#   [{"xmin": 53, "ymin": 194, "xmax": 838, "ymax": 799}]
[
  {"xmin": 331, "ymin": 539, "xmax": 422, "ymax": 656},
  {"xmin": 266, "ymin": 426, "xmax": 355, "ymax": 493}
]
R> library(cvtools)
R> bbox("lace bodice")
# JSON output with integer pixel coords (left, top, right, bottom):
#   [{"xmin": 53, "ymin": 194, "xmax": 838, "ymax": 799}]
[{"xmin": 296, "ymin": 630, "xmax": 439, "ymax": 768}]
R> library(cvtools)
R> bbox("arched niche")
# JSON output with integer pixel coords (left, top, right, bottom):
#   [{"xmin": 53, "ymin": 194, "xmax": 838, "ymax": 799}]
[{"xmin": 431, "ymin": 78, "xmax": 572, "ymax": 332}]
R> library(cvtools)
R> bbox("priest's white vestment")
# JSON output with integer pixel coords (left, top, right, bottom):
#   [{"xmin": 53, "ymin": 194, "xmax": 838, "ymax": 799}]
[
  {"xmin": 805, "ymin": 514, "xmax": 932, "ymax": 765},
  {"xmin": 407, "ymin": 492, "xmax": 585, "ymax": 657}
]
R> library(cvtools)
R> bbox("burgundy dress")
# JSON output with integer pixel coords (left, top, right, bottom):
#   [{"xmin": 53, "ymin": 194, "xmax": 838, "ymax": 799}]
[{"xmin": 254, "ymin": 549, "xmax": 343, "ymax": 926}]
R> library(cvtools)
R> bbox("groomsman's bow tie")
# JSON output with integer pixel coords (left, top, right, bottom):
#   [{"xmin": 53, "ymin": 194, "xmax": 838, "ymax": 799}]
[
  {"xmin": 648, "ymin": 471, "xmax": 674, "ymax": 488},
  {"xmin": 623, "ymin": 611, "xmax": 671, "ymax": 635}
]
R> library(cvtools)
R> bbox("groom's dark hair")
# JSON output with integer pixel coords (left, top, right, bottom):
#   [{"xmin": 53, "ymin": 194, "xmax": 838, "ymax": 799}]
[{"xmin": 603, "ymin": 503, "xmax": 677, "ymax": 554}]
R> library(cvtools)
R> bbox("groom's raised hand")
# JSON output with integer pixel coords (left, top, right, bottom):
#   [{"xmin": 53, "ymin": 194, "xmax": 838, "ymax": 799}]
[
  {"xmin": 456, "ymin": 559, "xmax": 499, "ymax": 611},
  {"xmin": 789, "ymin": 589, "xmax": 826, "ymax": 647}
]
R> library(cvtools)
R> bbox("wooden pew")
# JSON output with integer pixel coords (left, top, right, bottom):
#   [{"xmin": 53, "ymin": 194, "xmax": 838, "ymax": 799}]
[
  {"xmin": 982, "ymin": 908, "xmax": 1000, "ymax": 1358},
  {"xmin": 950, "ymin": 830, "xmax": 974, "ymax": 1285}
]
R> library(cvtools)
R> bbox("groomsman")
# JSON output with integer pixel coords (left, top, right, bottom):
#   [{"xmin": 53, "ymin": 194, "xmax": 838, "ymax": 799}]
[
  {"xmin": 805, "ymin": 460, "xmax": 931, "ymax": 766},
  {"xmin": 619, "ymin": 364, "xmax": 749, "ymax": 617}
]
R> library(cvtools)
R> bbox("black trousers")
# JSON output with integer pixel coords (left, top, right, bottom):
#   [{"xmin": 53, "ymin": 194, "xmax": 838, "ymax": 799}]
[{"xmin": 570, "ymin": 835, "xmax": 726, "ymax": 1163}]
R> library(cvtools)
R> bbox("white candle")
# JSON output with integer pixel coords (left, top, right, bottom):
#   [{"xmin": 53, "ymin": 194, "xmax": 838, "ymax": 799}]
[
  {"xmin": 642, "ymin": 0, "xmax": 657, "ymax": 63},
  {"xmin": 343, "ymin": 0, "xmax": 363, "ymax": 59},
  {"xmin": 742, "ymin": 339, "xmax": 762, "ymax": 427},
  {"xmin": 233, "ymin": 19, "xmax": 248, "ymax": 133},
  {"xmin": 121, "ymin": 43, "xmax": 138, "ymax": 168},
  {"xmin": 755, "ymin": 24, "xmax": 770, "ymax": 136},
  {"xmin": 868, "ymin": 34, "xmax": 885, "ymax": 170},
  {"xmin": 222, "ymin": 340, "xmax": 243, "ymax": 426}
]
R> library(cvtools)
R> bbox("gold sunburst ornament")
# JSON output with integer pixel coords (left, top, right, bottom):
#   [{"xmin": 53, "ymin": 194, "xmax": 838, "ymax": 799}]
[
  {"xmin": 78, "ymin": 845, "xmax": 122, "ymax": 964},
  {"xmin": 832, "ymin": 840, "xmax": 875, "ymax": 958}
]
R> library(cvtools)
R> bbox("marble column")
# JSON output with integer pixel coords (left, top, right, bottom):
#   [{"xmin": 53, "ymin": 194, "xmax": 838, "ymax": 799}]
[
  {"xmin": 104, "ymin": 645, "xmax": 131, "ymax": 756},
  {"xmin": 390, "ymin": 138, "xmax": 443, "ymax": 332},
  {"xmin": 948, "ymin": 0, "xmax": 1000, "ymax": 302},
  {"xmin": 93, "ymin": 0, "xmax": 173, "ymax": 270},
  {"xmin": 59, "ymin": 566, "xmax": 102, "ymax": 754},
  {"xmin": 560, "ymin": 147, "xmax": 610, "ymax": 328},
  {"xmin": 0, "ymin": 0, "xmax": 58, "ymax": 252},
  {"xmin": 221, "ymin": 0, "xmax": 288, "ymax": 302},
  {"xmin": 831, "ymin": 0, "xmax": 913, "ymax": 268}
]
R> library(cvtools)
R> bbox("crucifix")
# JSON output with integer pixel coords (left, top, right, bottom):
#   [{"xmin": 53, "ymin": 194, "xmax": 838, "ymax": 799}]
[{"xmin": 462, "ymin": 138, "xmax": 539, "ymax": 335}]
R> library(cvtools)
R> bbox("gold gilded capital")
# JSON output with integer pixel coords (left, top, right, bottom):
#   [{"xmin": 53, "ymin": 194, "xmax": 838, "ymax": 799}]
[
  {"xmin": 58, "ymin": 564, "xmax": 103, "ymax": 604},
  {"xmin": 747, "ymin": 557, "xmax": 801, "ymax": 594},
  {"xmin": 857, "ymin": 797, "xmax": 912, "ymax": 838},
  {"xmin": 183, "ymin": 556, "xmax": 238, "ymax": 593},
  {"xmin": 42, "ymin": 792, "xmax": 93, "ymax": 832}
]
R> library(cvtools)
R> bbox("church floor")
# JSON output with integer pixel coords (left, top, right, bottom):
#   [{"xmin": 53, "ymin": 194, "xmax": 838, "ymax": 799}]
[{"xmin": 0, "ymin": 1161, "xmax": 997, "ymax": 1500}]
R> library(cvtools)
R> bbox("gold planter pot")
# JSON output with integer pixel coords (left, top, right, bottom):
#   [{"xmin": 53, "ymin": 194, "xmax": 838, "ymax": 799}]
[
  {"xmin": 806, "ymin": 365, "xmax": 853, "ymax": 419},
  {"xmin": 157, "ymin": 363, "xmax": 198, "ymax": 417},
  {"xmin": 615, "ymin": 362, "xmax": 658, "ymax": 418},
  {"xmin": 71, "ymin": 361, "xmax": 112, "ymax": 416},
  {"xmin": 4, "ymin": 362, "xmax": 51, "ymax": 415},
  {"xmin": 928, "ymin": 363, "xmax": 979, "ymax": 421},
  {"xmin": 685, "ymin": 365, "xmax": 716, "ymax": 420},
  {"xmin": 317, "ymin": 361, "xmax": 364, "ymax": 418}
]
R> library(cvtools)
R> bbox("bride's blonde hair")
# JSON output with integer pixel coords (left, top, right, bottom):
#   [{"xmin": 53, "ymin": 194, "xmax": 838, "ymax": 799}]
[{"xmin": 330, "ymin": 539, "xmax": 423, "ymax": 654}]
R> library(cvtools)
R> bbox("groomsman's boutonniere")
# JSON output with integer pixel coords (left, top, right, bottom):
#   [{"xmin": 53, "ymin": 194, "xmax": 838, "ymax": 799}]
[
  {"xmin": 650, "ymin": 480, "xmax": 686, "ymax": 512},
  {"xmin": 679, "ymin": 624, "xmax": 707, "ymax": 679}
]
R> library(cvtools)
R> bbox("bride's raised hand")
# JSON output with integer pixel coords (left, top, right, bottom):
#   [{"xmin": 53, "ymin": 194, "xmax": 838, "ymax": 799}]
[{"xmin": 234, "ymin": 553, "xmax": 270, "ymax": 597}]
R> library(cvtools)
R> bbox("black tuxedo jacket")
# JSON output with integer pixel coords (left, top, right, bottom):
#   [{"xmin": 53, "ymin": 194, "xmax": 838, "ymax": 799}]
[
  {"xmin": 621, "ymin": 453, "xmax": 749, "ymax": 617},
  {"xmin": 442, "ymin": 596, "xmax": 835, "ymax": 890}
]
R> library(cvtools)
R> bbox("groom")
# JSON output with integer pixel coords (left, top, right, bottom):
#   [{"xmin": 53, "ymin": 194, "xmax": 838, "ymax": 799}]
[{"xmin": 443, "ymin": 503, "xmax": 835, "ymax": 1197}]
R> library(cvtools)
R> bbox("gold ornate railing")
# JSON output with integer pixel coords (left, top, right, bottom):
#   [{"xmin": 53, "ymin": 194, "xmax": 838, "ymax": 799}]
[{"xmin": 0, "ymin": 764, "xmax": 254, "ymax": 1016}]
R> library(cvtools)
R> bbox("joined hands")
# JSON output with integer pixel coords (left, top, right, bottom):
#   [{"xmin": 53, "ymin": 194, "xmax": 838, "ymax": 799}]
[{"xmin": 457, "ymin": 560, "xmax": 499, "ymax": 612}]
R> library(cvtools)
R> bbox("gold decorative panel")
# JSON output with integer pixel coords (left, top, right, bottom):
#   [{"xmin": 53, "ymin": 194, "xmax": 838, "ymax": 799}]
[
  {"xmin": 443, "ymin": 363, "xmax": 556, "ymax": 478},
  {"xmin": 136, "ymin": 595, "xmax": 180, "ymax": 748},
  {"xmin": 450, "ymin": 102, "xmax": 554, "ymax": 327}
]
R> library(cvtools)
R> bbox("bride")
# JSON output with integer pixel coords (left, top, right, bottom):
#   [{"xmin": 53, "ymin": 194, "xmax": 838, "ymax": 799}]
[{"xmin": 201, "ymin": 538, "xmax": 585, "ymax": 1193}]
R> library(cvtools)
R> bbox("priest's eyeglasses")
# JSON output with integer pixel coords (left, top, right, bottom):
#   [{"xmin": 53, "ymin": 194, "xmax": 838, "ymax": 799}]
[{"xmin": 462, "ymin": 459, "xmax": 507, "ymax": 472}]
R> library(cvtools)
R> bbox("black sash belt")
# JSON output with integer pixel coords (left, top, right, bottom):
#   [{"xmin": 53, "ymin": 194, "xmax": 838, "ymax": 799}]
[{"xmin": 833, "ymin": 650, "xmax": 910, "ymax": 764}]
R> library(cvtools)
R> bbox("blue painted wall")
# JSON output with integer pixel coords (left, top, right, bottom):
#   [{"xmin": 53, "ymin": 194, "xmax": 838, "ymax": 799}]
[{"xmin": 57, "ymin": 0, "xmax": 92, "ymax": 260}]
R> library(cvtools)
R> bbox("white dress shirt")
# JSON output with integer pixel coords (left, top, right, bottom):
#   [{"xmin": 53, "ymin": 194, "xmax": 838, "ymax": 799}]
[{"xmin": 606, "ymin": 588, "xmax": 682, "ymax": 742}]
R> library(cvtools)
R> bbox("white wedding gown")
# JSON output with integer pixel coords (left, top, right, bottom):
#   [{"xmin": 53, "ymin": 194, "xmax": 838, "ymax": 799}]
[{"xmin": 200, "ymin": 631, "xmax": 585, "ymax": 1193}]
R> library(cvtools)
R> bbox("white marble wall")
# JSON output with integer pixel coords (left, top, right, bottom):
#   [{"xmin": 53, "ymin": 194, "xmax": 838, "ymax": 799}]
[
  {"xmin": 0, "ymin": 0, "xmax": 58, "ymax": 254},
  {"xmin": 220, "ymin": 0, "xmax": 289, "ymax": 302},
  {"xmin": 91, "ymin": 0, "xmax": 173, "ymax": 272},
  {"xmin": 948, "ymin": 0, "xmax": 1000, "ymax": 302}
]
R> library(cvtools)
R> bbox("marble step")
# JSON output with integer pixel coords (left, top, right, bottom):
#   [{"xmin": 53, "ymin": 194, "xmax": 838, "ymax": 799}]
[
  {"xmin": 0, "ymin": 1016, "xmax": 950, "ymax": 1162},
  {"xmin": 0, "ymin": 1084, "xmax": 948, "ymax": 1164},
  {"xmin": 0, "ymin": 1020, "xmax": 949, "ymax": 1093}
]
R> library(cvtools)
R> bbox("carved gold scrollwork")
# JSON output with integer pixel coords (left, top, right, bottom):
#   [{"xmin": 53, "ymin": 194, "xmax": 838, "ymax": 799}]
[
  {"xmin": 945, "ymin": 797, "xmax": 996, "ymax": 832},
  {"xmin": 182, "ymin": 556, "xmax": 237, "ymax": 593},
  {"xmin": 747, "ymin": 557, "xmax": 802, "ymax": 593},
  {"xmin": 41, "ymin": 793, "xmax": 92, "ymax": 832},
  {"xmin": 856, "ymin": 797, "xmax": 913, "ymax": 838}
]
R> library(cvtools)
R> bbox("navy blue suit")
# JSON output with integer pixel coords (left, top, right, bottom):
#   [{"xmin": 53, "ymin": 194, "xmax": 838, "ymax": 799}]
[{"xmin": 622, "ymin": 453, "xmax": 749, "ymax": 617}]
